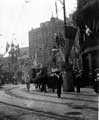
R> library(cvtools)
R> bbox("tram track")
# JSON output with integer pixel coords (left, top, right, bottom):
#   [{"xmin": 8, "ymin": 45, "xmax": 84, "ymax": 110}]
[
  {"xmin": 4, "ymin": 86, "xmax": 98, "ymax": 112},
  {"xmin": 5, "ymin": 86, "xmax": 97, "ymax": 103},
  {"xmin": 0, "ymin": 85, "xmax": 98, "ymax": 120},
  {"xmin": 30, "ymin": 84, "xmax": 97, "ymax": 97},
  {"xmin": 24, "ymin": 89, "xmax": 97, "ymax": 102},
  {"xmin": 0, "ymin": 101, "xmax": 75, "ymax": 120}
]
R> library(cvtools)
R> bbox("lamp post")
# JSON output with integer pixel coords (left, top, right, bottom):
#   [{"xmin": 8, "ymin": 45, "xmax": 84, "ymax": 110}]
[{"xmin": 57, "ymin": 0, "xmax": 75, "ymax": 92}]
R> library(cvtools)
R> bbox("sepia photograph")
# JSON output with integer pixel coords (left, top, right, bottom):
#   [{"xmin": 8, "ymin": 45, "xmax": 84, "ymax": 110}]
[{"xmin": 0, "ymin": 0, "xmax": 98, "ymax": 119}]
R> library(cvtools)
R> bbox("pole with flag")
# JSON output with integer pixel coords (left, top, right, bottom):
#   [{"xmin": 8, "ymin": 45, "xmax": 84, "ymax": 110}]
[
  {"xmin": 55, "ymin": 1, "xmax": 58, "ymax": 18},
  {"xmin": 73, "ymin": 27, "xmax": 80, "ymax": 68}
]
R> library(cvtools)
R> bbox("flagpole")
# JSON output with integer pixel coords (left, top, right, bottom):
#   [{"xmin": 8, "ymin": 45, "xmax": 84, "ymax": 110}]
[
  {"xmin": 63, "ymin": 0, "xmax": 67, "ymax": 38},
  {"xmin": 57, "ymin": 0, "xmax": 66, "ymax": 34},
  {"xmin": 57, "ymin": 0, "xmax": 67, "ymax": 64},
  {"xmin": 63, "ymin": 0, "xmax": 69, "ymax": 66},
  {"xmin": 55, "ymin": 1, "xmax": 58, "ymax": 19}
]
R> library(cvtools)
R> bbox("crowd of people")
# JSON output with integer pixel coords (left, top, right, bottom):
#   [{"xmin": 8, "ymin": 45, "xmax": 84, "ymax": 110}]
[{"xmin": 24, "ymin": 67, "xmax": 81, "ymax": 98}]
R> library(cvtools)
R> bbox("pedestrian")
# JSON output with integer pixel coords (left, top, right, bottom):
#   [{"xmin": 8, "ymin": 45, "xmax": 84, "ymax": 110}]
[
  {"xmin": 56, "ymin": 71, "xmax": 63, "ymax": 98},
  {"xmin": 76, "ymin": 70, "xmax": 81, "ymax": 93},
  {"xmin": 51, "ymin": 72, "xmax": 58, "ymax": 93},
  {"xmin": 25, "ymin": 73, "xmax": 30, "ymax": 91},
  {"xmin": 40, "ymin": 68, "xmax": 47, "ymax": 93}
]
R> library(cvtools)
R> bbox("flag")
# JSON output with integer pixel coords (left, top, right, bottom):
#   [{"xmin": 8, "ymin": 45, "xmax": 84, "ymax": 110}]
[
  {"xmin": 65, "ymin": 26, "xmax": 79, "ymax": 59},
  {"xmin": 55, "ymin": 1, "xmax": 58, "ymax": 18},
  {"xmin": 65, "ymin": 26, "xmax": 78, "ymax": 39},
  {"xmin": 58, "ymin": 48, "xmax": 65, "ymax": 62},
  {"xmin": 74, "ymin": 28, "xmax": 80, "ymax": 46},
  {"xmin": 6, "ymin": 42, "xmax": 10, "ymax": 52}
]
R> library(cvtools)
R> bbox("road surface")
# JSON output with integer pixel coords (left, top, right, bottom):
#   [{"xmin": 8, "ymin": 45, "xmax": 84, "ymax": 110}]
[{"xmin": 0, "ymin": 84, "xmax": 98, "ymax": 120}]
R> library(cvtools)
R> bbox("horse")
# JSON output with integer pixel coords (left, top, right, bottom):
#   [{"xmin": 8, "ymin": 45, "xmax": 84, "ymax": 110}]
[{"xmin": 33, "ymin": 72, "xmax": 59, "ymax": 93}]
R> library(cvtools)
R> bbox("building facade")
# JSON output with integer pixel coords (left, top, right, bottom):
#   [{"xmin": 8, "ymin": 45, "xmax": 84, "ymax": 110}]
[{"xmin": 29, "ymin": 17, "xmax": 70, "ymax": 69}]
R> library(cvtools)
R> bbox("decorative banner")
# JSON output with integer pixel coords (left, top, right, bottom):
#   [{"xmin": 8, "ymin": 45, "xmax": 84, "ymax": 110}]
[
  {"xmin": 65, "ymin": 26, "xmax": 79, "ymax": 59},
  {"xmin": 65, "ymin": 26, "xmax": 78, "ymax": 39}
]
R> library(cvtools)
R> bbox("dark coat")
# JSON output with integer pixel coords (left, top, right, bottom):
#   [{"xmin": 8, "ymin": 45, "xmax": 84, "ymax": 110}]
[{"xmin": 57, "ymin": 73, "xmax": 63, "ymax": 94}]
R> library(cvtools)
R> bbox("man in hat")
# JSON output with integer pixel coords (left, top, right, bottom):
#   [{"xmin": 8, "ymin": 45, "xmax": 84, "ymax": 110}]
[{"xmin": 56, "ymin": 71, "xmax": 63, "ymax": 98}]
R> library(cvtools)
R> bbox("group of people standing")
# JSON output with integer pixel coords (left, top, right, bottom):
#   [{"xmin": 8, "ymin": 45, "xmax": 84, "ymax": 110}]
[
  {"xmin": 51, "ymin": 71, "xmax": 63, "ymax": 98},
  {"xmin": 24, "ymin": 70, "xmax": 63, "ymax": 98},
  {"xmin": 73, "ymin": 68, "xmax": 81, "ymax": 93},
  {"xmin": 35, "ymin": 69, "xmax": 63, "ymax": 98},
  {"xmin": 24, "ymin": 67, "xmax": 81, "ymax": 98}
]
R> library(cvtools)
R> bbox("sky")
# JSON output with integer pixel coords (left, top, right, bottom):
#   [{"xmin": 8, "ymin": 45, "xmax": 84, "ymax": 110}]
[{"xmin": 0, "ymin": 0, "xmax": 77, "ymax": 55}]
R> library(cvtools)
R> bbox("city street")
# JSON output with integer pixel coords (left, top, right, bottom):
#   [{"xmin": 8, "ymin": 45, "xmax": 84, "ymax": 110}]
[
  {"xmin": 0, "ymin": 84, "xmax": 98, "ymax": 120},
  {"xmin": 0, "ymin": 0, "xmax": 98, "ymax": 120}
]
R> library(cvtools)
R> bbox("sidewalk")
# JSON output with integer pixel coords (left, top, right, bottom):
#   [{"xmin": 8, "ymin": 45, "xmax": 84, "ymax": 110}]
[
  {"xmin": 24, "ymin": 84, "xmax": 97, "ymax": 102},
  {"xmin": 3, "ymin": 84, "xmax": 97, "ymax": 95}
]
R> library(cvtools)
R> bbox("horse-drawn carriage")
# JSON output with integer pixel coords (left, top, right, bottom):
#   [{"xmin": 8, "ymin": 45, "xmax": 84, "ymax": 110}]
[{"xmin": 30, "ymin": 67, "xmax": 60, "ymax": 92}]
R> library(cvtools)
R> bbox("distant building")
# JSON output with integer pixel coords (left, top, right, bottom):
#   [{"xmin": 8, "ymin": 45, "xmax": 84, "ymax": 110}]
[
  {"xmin": 17, "ymin": 47, "xmax": 31, "ymax": 73},
  {"xmin": 29, "ymin": 17, "xmax": 70, "ymax": 69},
  {"xmin": 18, "ymin": 47, "xmax": 29, "ymax": 60}
]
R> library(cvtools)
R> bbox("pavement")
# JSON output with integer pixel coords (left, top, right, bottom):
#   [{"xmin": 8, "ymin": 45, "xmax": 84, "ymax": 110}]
[{"xmin": 0, "ymin": 84, "xmax": 98, "ymax": 120}]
